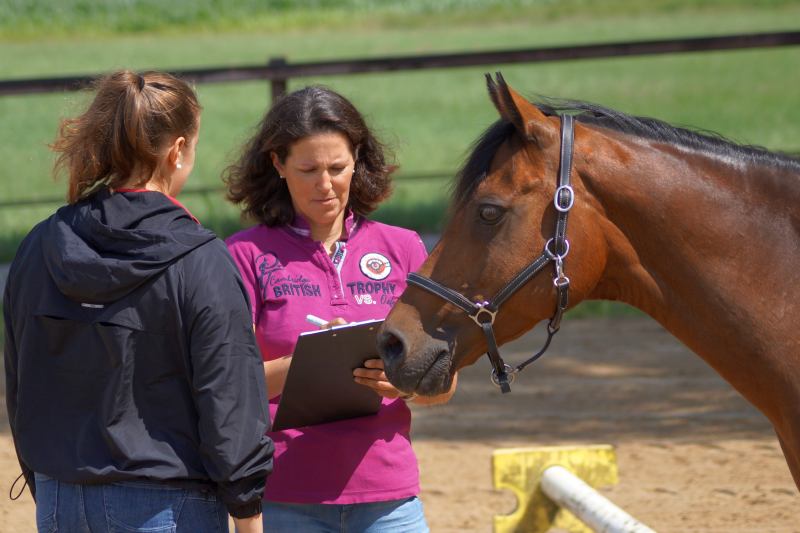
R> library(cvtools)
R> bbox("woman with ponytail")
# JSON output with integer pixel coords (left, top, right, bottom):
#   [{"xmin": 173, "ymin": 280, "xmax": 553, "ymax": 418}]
[{"xmin": 3, "ymin": 70, "xmax": 272, "ymax": 533}]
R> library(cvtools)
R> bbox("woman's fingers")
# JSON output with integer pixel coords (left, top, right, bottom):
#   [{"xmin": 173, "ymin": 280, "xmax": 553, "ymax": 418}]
[
  {"xmin": 353, "ymin": 367, "xmax": 387, "ymax": 381},
  {"xmin": 352, "ymin": 359, "xmax": 386, "ymax": 379},
  {"xmin": 322, "ymin": 317, "xmax": 348, "ymax": 329},
  {"xmin": 354, "ymin": 376, "xmax": 401, "ymax": 398},
  {"xmin": 354, "ymin": 376, "xmax": 393, "ymax": 390},
  {"xmin": 353, "ymin": 360, "xmax": 401, "ymax": 398}
]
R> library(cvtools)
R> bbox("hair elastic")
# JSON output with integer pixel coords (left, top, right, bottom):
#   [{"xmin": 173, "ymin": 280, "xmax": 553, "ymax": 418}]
[{"xmin": 136, "ymin": 74, "xmax": 145, "ymax": 90}]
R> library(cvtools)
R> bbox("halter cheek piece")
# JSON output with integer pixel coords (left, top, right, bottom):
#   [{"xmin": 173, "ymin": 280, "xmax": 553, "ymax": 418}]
[{"xmin": 406, "ymin": 114, "xmax": 575, "ymax": 393}]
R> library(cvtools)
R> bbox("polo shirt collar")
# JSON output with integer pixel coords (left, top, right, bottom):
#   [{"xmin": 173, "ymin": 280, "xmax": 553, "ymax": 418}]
[{"xmin": 288, "ymin": 209, "xmax": 358, "ymax": 241}]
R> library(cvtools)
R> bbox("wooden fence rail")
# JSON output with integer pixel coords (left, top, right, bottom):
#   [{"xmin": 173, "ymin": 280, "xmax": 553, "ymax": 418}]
[
  {"xmin": 1, "ymin": 31, "xmax": 798, "ymax": 102},
  {"xmin": 1, "ymin": 30, "xmax": 798, "ymax": 210},
  {"xmin": 0, "ymin": 171, "xmax": 450, "ymax": 209}
]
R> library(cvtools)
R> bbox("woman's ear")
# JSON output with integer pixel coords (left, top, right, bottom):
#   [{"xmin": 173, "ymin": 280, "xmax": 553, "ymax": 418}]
[
  {"xmin": 167, "ymin": 136, "xmax": 186, "ymax": 168},
  {"xmin": 270, "ymin": 152, "xmax": 285, "ymax": 176}
]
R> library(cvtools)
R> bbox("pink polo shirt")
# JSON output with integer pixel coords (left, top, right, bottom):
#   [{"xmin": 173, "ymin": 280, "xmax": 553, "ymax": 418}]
[{"xmin": 226, "ymin": 213, "xmax": 427, "ymax": 504}]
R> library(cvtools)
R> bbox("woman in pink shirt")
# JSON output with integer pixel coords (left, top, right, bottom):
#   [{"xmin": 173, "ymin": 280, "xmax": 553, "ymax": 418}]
[{"xmin": 224, "ymin": 86, "xmax": 456, "ymax": 532}]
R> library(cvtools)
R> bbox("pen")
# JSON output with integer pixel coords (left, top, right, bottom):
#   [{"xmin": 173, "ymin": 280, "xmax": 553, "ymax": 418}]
[{"xmin": 305, "ymin": 314, "xmax": 328, "ymax": 327}]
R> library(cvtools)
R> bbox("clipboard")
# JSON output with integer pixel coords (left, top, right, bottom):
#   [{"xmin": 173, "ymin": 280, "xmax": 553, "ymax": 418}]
[{"xmin": 271, "ymin": 319, "xmax": 384, "ymax": 431}]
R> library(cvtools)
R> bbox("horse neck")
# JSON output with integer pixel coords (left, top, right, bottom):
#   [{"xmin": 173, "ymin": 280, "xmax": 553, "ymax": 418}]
[{"xmin": 580, "ymin": 131, "xmax": 800, "ymax": 413}]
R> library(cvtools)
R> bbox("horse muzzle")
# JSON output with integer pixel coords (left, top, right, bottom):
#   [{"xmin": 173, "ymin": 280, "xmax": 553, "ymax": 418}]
[{"xmin": 377, "ymin": 325, "xmax": 454, "ymax": 396}]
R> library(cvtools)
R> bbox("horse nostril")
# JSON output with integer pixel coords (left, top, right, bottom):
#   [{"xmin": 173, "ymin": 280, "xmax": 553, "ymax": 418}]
[{"xmin": 377, "ymin": 328, "xmax": 407, "ymax": 364}]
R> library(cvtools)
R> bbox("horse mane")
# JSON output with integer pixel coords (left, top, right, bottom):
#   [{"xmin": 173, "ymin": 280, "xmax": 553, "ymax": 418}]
[{"xmin": 454, "ymin": 98, "xmax": 800, "ymax": 205}]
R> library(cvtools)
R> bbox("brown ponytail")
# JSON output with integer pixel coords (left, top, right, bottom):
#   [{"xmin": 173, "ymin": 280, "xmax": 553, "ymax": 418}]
[{"xmin": 52, "ymin": 70, "xmax": 201, "ymax": 203}]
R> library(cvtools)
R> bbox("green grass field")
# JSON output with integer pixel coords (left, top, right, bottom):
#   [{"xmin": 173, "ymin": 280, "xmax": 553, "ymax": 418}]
[
  {"xmin": 1, "ymin": 1, "xmax": 799, "ymax": 267},
  {"xmin": 1, "ymin": 0, "xmax": 794, "ymax": 37}
]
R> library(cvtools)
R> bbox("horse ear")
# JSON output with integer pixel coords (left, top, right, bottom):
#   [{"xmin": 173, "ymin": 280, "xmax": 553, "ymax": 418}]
[{"xmin": 486, "ymin": 72, "xmax": 558, "ymax": 147}]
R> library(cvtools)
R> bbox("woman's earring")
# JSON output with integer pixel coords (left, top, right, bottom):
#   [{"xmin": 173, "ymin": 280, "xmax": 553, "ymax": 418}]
[
  {"xmin": 279, "ymin": 175, "xmax": 285, "ymax": 179},
  {"xmin": 176, "ymin": 162, "xmax": 183, "ymax": 170}
]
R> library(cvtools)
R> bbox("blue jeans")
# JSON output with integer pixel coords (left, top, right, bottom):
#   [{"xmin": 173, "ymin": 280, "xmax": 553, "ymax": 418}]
[
  {"xmin": 34, "ymin": 472, "xmax": 229, "ymax": 532},
  {"xmin": 262, "ymin": 497, "xmax": 428, "ymax": 533}
]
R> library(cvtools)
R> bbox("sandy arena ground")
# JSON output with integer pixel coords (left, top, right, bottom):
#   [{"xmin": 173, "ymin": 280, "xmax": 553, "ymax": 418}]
[{"xmin": 0, "ymin": 316, "xmax": 797, "ymax": 532}]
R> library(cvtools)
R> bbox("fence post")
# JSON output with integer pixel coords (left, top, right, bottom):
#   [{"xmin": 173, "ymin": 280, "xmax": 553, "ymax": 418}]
[{"xmin": 268, "ymin": 56, "xmax": 288, "ymax": 103}]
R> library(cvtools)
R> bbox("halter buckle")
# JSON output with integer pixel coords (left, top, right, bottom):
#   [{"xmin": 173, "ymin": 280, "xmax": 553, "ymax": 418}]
[
  {"xmin": 470, "ymin": 301, "xmax": 497, "ymax": 326},
  {"xmin": 554, "ymin": 185, "xmax": 575, "ymax": 212}
]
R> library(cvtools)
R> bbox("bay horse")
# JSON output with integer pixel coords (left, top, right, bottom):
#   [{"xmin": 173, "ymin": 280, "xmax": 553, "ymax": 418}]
[{"xmin": 377, "ymin": 73, "xmax": 800, "ymax": 490}]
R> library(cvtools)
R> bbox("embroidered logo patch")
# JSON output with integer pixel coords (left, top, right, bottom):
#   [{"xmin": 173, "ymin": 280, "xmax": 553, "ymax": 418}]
[
  {"xmin": 359, "ymin": 252, "xmax": 391, "ymax": 280},
  {"xmin": 256, "ymin": 252, "xmax": 283, "ymax": 289},
  {"xmin": 255, "ymin": 252, "xmax": 322, "ymax": 300}
]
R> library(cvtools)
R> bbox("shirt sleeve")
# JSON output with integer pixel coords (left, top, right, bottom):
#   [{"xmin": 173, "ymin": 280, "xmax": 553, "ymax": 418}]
[
  {"xmin": 182, "ymin": 239, "xmax": 273, "ymax": 518},
  {"xmin": 3, "ymin": 271, "xmax": 35, "ymax": 500},
  {"xmin": 406, "ymin": 231, "xmax": 429, "ymax": 273},
  {"xmin": 226, "ymin": 238, "xmax": 262, "ymax": 324}
]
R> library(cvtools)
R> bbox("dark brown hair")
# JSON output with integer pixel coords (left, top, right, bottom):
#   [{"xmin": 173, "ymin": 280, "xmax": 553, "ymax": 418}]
[
  {"xmin": 52, "ymin": 70, "xmax": 201, "ymax": 203},
  {"xmin": 224, "ymin": 85, "xmax": 393, "ymax": 226}
]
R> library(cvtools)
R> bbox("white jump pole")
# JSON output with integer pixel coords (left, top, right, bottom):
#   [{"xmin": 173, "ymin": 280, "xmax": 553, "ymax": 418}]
[{"xmin": 540, "ymin": 465, "xmax": 657, "ymax": 533}]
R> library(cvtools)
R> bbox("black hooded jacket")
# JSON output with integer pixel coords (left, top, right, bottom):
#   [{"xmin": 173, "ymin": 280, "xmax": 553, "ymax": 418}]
[{"xmin": 3, "ymin": 189, "xmax": 273, "ymax": 518}]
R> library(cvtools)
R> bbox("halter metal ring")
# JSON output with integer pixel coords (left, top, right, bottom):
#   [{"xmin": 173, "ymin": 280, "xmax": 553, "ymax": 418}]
[
  {"xmin": 553, "ymin": 275, "xmax": 570, "ymax": 288},
  {"xmin": 491, "ymin": 364, "xmax": 517, "ymax": 387},
  {"xmin": 554, "ymin": 185, "xmax": 575, "ymax": 212},
  {"xmin": 545, "ymin": 238, "xmax": 570, "ymax": 260},
  {"xmin": 470, "ymin": 303, "xmax": 497, "ymax": 326}
]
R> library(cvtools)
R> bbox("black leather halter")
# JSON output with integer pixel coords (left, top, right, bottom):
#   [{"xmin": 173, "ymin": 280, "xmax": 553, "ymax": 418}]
[{"xmin": 407, "ymin": 114, "xmax": 575, "ymax": 393}]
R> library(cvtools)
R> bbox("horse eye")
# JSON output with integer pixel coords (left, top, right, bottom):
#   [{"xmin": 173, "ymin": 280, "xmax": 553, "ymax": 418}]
[{"xmin": 478, "ymin": 204, "xmax": 506, "ymax": 224}]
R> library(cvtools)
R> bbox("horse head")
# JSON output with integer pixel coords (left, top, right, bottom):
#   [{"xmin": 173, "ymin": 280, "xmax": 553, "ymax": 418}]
[
  {"xmin": 378, "ymin": 74, "xmax": 610, "ymax": 396},
  {"xmin": 377, "ymin": 73, "xmax": 800, "ymax": 493}
]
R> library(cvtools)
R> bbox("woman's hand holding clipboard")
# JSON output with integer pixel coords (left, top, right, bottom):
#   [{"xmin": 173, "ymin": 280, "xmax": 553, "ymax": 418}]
[
  {"xmin": 305, "ymin": 315, "xmax": 409, "ymax": 401},
  {"xmin": 270, "ymin": 318, "xmax": 387, "ymax": 431}
]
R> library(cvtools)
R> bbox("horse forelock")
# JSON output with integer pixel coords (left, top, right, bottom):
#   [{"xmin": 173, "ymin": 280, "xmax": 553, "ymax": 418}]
[{"xmin": 453, "ymin": 120, "xmax": 517, "ymax": 206}]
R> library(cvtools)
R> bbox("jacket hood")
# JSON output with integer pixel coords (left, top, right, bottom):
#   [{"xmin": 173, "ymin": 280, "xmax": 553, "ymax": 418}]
[{"xmin": 42, "ymin": 188, "xmax": 216, "ymax": 304}]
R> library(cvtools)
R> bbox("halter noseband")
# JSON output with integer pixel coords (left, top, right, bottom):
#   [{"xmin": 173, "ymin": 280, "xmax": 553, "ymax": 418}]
[{"xmin": 407, "ymin": 114, "xmax": 575, "ymax": 393}]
